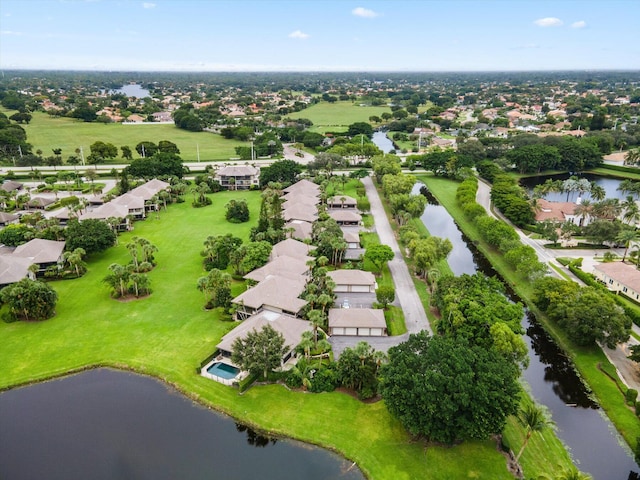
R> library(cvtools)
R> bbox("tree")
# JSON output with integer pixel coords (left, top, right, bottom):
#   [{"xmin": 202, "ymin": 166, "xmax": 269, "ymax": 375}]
[
  {"xmin": 240, "ymin": 241, "xmax": 272, "ymax": 274},
  {"xmin": 231, "ymin": 324, "xmax": 287, "ymax": 380},
  {"xmin": 135, "ymin": 141, "xmax": 158, "ymax": 158},
  {"xmin": 89, "ymin": 141, "xmax": 118, "ymax": 161},
  {"xmin": 347, "ymin": 122, "xmax": 373, "ymax": 138},
  {"xmin": 64, "ymin": 219, "xmax": 117, "ymax": 254},
  {"xmin": 616, "ymin": 228, "xmax": 639, "ymax": 262},
  {"xmin": 515, "ymin": 403, "xmax": 553, "ymax": 462},
  {"xmin": 1, "ymin": 278, "xmax": 58, "ymax": 321},
  {"xmin": 380, "ymin": 332, "xmax": 520, "ymax": 443},
  {"xmin": 0, "ymin": 224, "xmax": 35, "ymax": 246},
  {"xmin": 197, "ymin": 268, "xmax": 232, "ymax": 309},
  {"xmin": 364, "ymin": 244, "xmax": 394, "ymax": 273},
  {"xmin": 259, "ymin": 159, "xmax": 302, "ymax": 186},
  {"xmin": 125, "ymin": 152, "xmax": 186, "ymax": 180},
  {"xmin": 225, "ymin": 199, "xmax": 250, "ymax": 223},
  {"xmin": 371, "ymin": 155, "xmax": 401, "ymax": 183},
  {"xmin": 157, "ymin": 140, "xmax": 180, "ymax": 154},
  {"xmin": 62, "ymin": 247, "xmax": 87, "ymax": 277},
  {"xmin": 201, "ymin": 234, "xmax": 243, "ymax": 270},
  {"xmin": 121, "ymin": 145, "xmax": 133, "ymax": 160},
  {"xmin": 375, "ymin": 285, "xmax": 395, "ymax": 308},
  {"xmin": 103, "ymin": 263, "xmax": 130, "ymax": 298},
  {"xmin": 337, "ymin": 341, "xmax": 382, "ymax": 399}
]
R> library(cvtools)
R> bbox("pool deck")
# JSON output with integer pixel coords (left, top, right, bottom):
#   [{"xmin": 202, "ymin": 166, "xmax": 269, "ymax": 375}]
[{"xmin": 200, "ymin": 357, "xmax": 247, "ymax": 386}]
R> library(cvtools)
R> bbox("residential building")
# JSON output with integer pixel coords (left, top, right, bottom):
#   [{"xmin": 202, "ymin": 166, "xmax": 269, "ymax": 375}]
[
  {"xmin": 214, "ymin": 165, "xmax": 260, "ymax": 190},
  {"xmin": 327, "ymin": 269, "xmax": 376, "ymax": 293},
  {"xmin": 593, "ymin": 262, "xmax": 640, "ymax": 301},
  {"xmin": 12, "ymin": 238, "xmax": 65, "ymax": 273},
  {"xmin": 328, "ymin": 308, "xmax": 387, "ymax": 336}
]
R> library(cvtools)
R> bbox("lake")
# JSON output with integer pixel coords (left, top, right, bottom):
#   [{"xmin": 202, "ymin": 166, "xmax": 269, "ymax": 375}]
[
  {"xmin": 114, "ymin": 84, "xmax": 151, "ymax": 98},
  {"xmin": 0, "ymin": 369, "xmax": 363, "ymax": 480},
  {"xmin": 520, "ymin": 172, "xmax": 626, "ymax": 201}
]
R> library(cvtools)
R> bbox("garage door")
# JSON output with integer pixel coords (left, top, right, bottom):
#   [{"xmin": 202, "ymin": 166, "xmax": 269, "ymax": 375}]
[
  {"xmin": 334, "ymin": 285, "xmax": 348, "ymax": 293},
  {"xmin": 332, "ymin": 327, "xmax": 345, "ymax": 335},
  {"xmin": 345, "ymin": 327, "xmax": 358, "ymax": 335},
  {"xmin": 352, "ymin": 285, "xmax": 371, "ymax": 293},
  {"xmin": 370, "ymin": 328, "xmax": 383, "ymax": 336},
  {"xmin": 358, "ymin": 327, "xmax": 370, "ymax": 336}
]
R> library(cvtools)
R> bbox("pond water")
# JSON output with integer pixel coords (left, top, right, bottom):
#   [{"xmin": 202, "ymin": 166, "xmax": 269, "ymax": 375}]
[
  {"xmin": 372, "ymin": 131, "xmax": 395, "ymax": 153},
  {"xmin": 520, "ymin": 172, "xmax": 625, "ymax": 201},
  {"xmin": 0, "ymin": 369, "xmax": 363, "ymax": 480},
  {"xmin": 114, "ymin": 84, "xmax": 151, "ymax": 98},
  {"xmin": 416, "ymin": 182, "xmax": 640, "ymax": 480}
]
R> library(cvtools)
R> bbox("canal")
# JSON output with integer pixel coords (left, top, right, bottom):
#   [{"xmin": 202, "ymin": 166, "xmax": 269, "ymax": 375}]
[{"xmin": 416, "ymin": 181, "xmax": 640, "ymax": 480}]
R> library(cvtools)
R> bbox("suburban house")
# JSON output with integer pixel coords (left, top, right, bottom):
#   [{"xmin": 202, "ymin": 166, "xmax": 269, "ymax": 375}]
[
  {"xmin": 214, "ymin": 165, "xmax": 260, "ymax": 190},
  {"xmin": 128, "ymin": 179, "xmax": 171, "ymax": 211},
  {"xmin": 327, "ymin": 195, "xmax": 357, "ymax": 209},
  {"xmin": 0, "ymin": 212, "xmax": 20, "ymax": 227},
  {"xmin": 282, "ymin": 192, "xmax": 320, "ymax": 206},
  {"xmin": 327, "ymin": 269, "xmax": 376, "ymax": 293},
  {"xmin": 12, "ymin": 238, "xmax": 65, "ymax": 273},
  {"xmin": 283, "ymin": 204, "xmax": 318, "ymax": 223},
  {"xmin": 80, "ymin": 202, "xmax": 130, "ymax": 230},
  {"xmin": 329, "ymin": 210, "xmax": 361, "ymax": 226},
  {"xmin": 27, "ymin": 197, "xmax": 56, "ymax": 210},
  {"xmin": 284, "ymin": 220, "xmax": 313, "ymax": 242},
  {"xmin": 593, "ymin": 262, "xmax": 640, "ymax": 301},
  {"xmin": 215, "ymin": 310, "xmax": 312, "ymax": 364},
  {"xmin": 328, "ymin": 308, "xmax": 387, "ymax": 337},
  {"xmin": 343, "ymin": 230, "xmax": 361, "ymax": 249},
  {"xmin": 243, "ymin": 255, "xmax": 310, "ymax": 283},
  {"xmin": 111, "ymin": 193, "xmax": 146, "ymax": 219},
  {"xmin": 232, "ymin": 274, "xmax": 308, "ymax": 319},
  {"xmin": 283, "ymin": 179, "xmax": 320, "ymax": 196},
  {"xmin": 534, "ymin": 199, "xmax": 589, "ymax": 226},
  {"xmin": 270, "ymin": 238, "xmax": 316, "ymax": 260},
  {"xmin": 0, "ymin": 180, "xmax": 23, "ymax": 193},
  {"xmin": 0, "ymin": 255, "xmax": 35, "ymax": 286}
]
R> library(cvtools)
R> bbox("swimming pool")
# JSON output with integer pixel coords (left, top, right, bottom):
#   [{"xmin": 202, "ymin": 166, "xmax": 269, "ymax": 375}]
[{"xmin": 206, "ymin": 362, "xmax": 240, "ymax": 380}]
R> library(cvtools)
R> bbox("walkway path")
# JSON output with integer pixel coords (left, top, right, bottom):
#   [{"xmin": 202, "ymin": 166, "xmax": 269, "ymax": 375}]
[
  {"xmin": 330, "ymin": 176, "xmax": 431, "ymax": 357},
  {"xmin": 476, "ymin": 179, "xmax": 640, "ymax": 391}
]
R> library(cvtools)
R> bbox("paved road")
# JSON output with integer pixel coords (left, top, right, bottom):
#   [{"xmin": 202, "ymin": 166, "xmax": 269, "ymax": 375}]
[
  {"xmin": 476, "ymin": 179, "xmax": 640, "ymax": 391},
  {"xmin": 329, "ymin": 176, "xmax": 431, "ymax": 357}
]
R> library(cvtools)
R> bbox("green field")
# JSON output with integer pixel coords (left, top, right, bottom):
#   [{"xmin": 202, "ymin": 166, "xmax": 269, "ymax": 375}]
[
  {"xmin": 1, "ymin": 189, "xmax": 520, "ymax": 480},
  {"xmin": 1, "ymin": 109, "xmax": 245, "ymax": 162},
  {"xmin": 288, "ymin": 101, "xmax": 391, "ymax": 134}
]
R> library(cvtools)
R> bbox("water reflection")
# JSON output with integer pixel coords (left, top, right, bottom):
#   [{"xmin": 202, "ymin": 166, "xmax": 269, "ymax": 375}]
[
  {"xmin": 235, "ymin": 422, "xmax": 278, "ymax": 447},
  {"xmin": 520, "ymin": 172, "xmax": 624, "ymax": 201}
]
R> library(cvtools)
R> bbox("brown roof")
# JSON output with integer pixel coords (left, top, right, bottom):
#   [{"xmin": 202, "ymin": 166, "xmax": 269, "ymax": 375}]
[
  {"xmin": 284, "ymin": 220, "xmax": 313, "ymax": 241},
  {"xmin": 111, "ymin": 193, "xmax": 145, "ymax": 210},
  {"xmin": 327, "ymin": 195, "xmax": 357, "ymax": 206},
  {"xmin": 80, "ymin": 202, "xmax": 129, "ymax": 220},
  {"xmin": 535, "ymin": 199, "xmax": 577, "ymax": 222},
  {"xmin": 27, "ymin": 197, "xmax": 55, "ymax": 208},
  {"xmin": 13, "ymin": 239, "xmax": 65, "ymax": 264},
  {"xmin": 216, "ymin": 310, "xmax": 312, "ymax": 354},
  {"xmin": 216, "ymin": 165, "xmax": 259, "ymax": 177},
  {"xmin": 0, "ymin": 180, "xmax": 23, "ymax": 192},
  {"xmin": 271, "ymin": 238, "xmax": 316, "ymax": 260},
  {"xmin": 128, "ymin": 179, "xmax": 171, "ymax": 200},
  {"xmin": 0, "ymin": 212, "xmax": 19, "ymax": 224},
  {"xmin": 282, "ymin": 192, "xmax": 320, "ymax": 205},
  {"xmin": 283, "ymin": 179, "xmax": 320, "ymax": 195},
  {"xmin": 283, "ymin": 204, "xmax": 318, "ymax": 223},
  {"xmin": 343, "ymin": 230, "xmax": 360, "ymax": 243},
  {"xmin": 244, "ymin": 255, "xmax": 310, "ymax": 283},
  {"xmin": 593, "ymin": 262, "xmax": 640, "ymax": 293},
  {"xmin": 328, "ymin": 308, "xmax": 386, "ymax": 329},
  {"xmin": 327, "ymin": 269, "xmax": 375, "ymax": 286},
  {"xmin": 329, "ymin": 210, "xmax": 362, "ymax": 222},
  {"xmin": 232, "ymin": 274, "xmax": 308, "ymax": 313}
]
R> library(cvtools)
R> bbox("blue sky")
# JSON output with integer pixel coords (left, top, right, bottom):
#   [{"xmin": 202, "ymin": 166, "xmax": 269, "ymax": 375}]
[{"xmin": 1, "ymin": 0, "xmax": 638, "ymax": 71}]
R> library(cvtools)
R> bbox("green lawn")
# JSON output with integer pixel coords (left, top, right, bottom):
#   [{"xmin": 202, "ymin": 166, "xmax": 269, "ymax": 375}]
[
  {"xmin": 288, "ymin": 101, "xmax": 391, "ymax": 133},
  {"xmin": 0, "ymin": 189, "xmax": 516, "ymax": 480},
  {"xmin": 2, "ymin": 109, "xmax": 245, "ymax": 162}
]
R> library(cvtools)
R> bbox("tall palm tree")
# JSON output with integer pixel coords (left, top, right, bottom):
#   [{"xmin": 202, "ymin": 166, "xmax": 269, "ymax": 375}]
[
  {"xmin": 515, "ymin": 403, "xmax": 553, "ymax": 462},
  {"xmin": 306, "ymin": 309, "xmax": 324, "ymax": 346},
  {"xmin": 624, "ymin": 148, "xmax": 640, "ymax": 167},
  {"xmin": 616, "ymin": 229, "xmax": 639, "ymax": 262},
  {"xmin": 622, "ymin": 196, "xmax": 640, "ymax": 226},
  {"xmin": 592, "ymin": 198, "xmax": 622, "ymax": 221},
  {"xmin": 589, "ymin": 182, "xmax": 606, "ymax": 202}
]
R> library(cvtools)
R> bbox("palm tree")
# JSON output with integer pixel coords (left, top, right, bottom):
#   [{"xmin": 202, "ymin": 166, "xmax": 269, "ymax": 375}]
[
  {"xmin": 296, "ymin": 331, "xmax": 314, "ymax": 359},
  {"xmin": 515, "ymin": 403, "xmax": 553, "ymax": 462},
  {"xmin": 592, "ymin": 198, "xmax": 621, "ymax": 221},
  {"xmin": 624, "ymin": 148, "xmax": 640, "ymax": 167},
  {"xmin": 307, "ymin": 309, "xmax": 324, "ymax": 347},
  {"xmin": 573, "ymin": 199, "xmax": 593, "ymax": 226},
  {"xmin": 589, "ymin": 182, "xmax": 606, "ymax": 202},
  {"xmin": 104, "ymin": 263, "xmax": 129, "ymax": 298},
  {"xmin": 622, "ymin": 196, "xmax": 640, "ymax": 225},
  {"xmin": 616, "ymin": 229, "xmax": 639, "ymax": 262},
  {"xmin": 63, "ymin": 248, "xmax": 87, "ymax": 277}
]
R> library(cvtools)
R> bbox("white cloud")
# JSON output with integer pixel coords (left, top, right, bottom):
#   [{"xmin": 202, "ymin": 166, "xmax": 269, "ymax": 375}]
[
  {"xmin": 533, "ymin": 17, "xmax": 563, "ymax": 27},
  {"xmin": 142, "ymin": 2, "xmax": 156, "ymax": 8},
  {"xmin": 571, "ymin": 20, "xmax": 587, "ymax": 28},
  {"xmin": 352, "ymin": 7, "xmax": 379, "ymax": 18},
  {"xmin": 0, "ymin": 30, "xmax": 22, "ymax": 36},
  {"xmin": 288, "ymin": 30, "xmax": 310, "ymax": 40}
]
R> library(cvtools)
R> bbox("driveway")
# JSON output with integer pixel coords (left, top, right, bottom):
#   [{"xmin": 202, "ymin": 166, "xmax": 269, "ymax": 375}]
[{"xmin": 282, "ymin": 143, "xmax": 314, "ymax": 165}]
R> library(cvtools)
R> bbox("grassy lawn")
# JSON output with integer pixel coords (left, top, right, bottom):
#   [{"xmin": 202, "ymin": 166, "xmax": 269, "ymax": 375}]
[
  {"xmin": 419, "ymin": 174, "xmax": 640, "ymax": 473},
  {"xmin": 288, "ymin": 101, "xmax": 391, "ymax": 133},
  {"xmin": 0, "ymin": 188, "xmax": 518, "ymax": 480},
  {"xmin": 3, "ymin": 110, "xmax": 245, "ymax": 162}
]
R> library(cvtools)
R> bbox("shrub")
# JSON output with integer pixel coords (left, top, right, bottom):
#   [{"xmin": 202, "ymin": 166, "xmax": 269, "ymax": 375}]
[{"xmin": 627, "ymin": 388, "xmax": 638, "ymax": 405}]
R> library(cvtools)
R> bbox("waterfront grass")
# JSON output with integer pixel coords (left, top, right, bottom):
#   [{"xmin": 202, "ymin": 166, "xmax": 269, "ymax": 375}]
[
  {"xmin": 0, "ymin": 190, "xmax": 514, "ymax": 479},
  {"xmin": 287, "ymin": 101, "xmax": 391, "ymax": 133},
  {"xmin": 7, "ymin": 110, "xmax": 245, "ymax": 162},
  {"xmin": 420, "ymin": 174, "xmax": 640, "ymax": 470}
]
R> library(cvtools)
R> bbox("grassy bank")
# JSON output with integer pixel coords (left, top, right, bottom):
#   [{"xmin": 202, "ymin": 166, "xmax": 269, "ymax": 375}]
[
  {"xmin": 288, "ymin": 101, "xmax": 391, "ymax": 134},
  {"xmin": 419, "ymin": 174, "xmax": 640, "ymax": 462},
  {"xmin": 0, "ymin": 189, "xmax": 515, "ymax": 480}
]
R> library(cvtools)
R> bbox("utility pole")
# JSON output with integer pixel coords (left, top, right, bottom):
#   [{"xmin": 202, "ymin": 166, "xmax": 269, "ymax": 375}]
[
  {"xmin": 80, "ymin": 146, "xmax": 85, "ymax": 165},
  {"xmin": 197, "ymin": 143, "xmax": 200, "ymax": 162}
]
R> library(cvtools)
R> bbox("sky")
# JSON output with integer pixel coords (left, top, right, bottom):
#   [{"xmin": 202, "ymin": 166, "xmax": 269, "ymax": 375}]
[{"xmin": 0, "ymin": 0, "xmax": 638, "ymax": 72}]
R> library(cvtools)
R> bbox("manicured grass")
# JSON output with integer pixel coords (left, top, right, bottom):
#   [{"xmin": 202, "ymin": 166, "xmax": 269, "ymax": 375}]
[
  {"xmin": 0, "ymin": 189, "xmax": 516, "ymax": 480},
  {"xmin": 288, "ymin": 101, "xmax": 391, "ymax": 133},
  {"xmin": 5, "ymin": 110, "xmax": 246, "ymax": 162},
  {"xmin": 419, "ymin": 174, "xmax": 640, "ymax": 471}
]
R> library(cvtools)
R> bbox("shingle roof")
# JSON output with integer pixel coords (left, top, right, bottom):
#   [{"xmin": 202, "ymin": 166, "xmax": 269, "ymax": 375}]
[
  {"xmin": 232, "ymin": 274, "xmax": 308, "ymax": 313},
  {"xmin": 283, "ymin": 179, "xmax": 320, "ymax": 195},
  {"xmin": 328, "ymin": 308, "xmax": 386, "ymax": 329},
  {"xmin": 329, "ymin": 210, "xmax": 362, "ymax": 222},
  {"xmin": 0, "ymin": 255, "xmax": 33, "ymax": 285},
  {"xmin": 128, "ymin": 179, "xmax": 171, "ymax": 200},
  {"xmin": 271, "ymin": 238, "xmax": 316, "ymax": 260},
  {"xmin": 111, "ymin": 193, "xmax": 145, "ymax": 210},
  {"xmin": 0, "ymin": 180, "xmax": 23, "ymax": 192},
  {"xmin": 216, "ymin": 310, "xmax": 312, "ymax": 354},
  {"xmin": 0, "ymin": 212, "xmax": 19, "ymax": 224},
  {"xmin": 216, "ymin": 165, "xmax": 259, "ymax": 177},
  {"xmin": 327, "ymin": 269, "xmax": 375, "ymax": 286},
  {"xmin": 283, "ymin": 204, "xmax": 318, "ymax": 222},
  {"xmin": 243, "ymin": 255, "xmax": 310, "ymax": 283},
  {"xmin": 327, "ymin": 195, "xmax": 357, "ymax": 206},
  {"xmin": 284, "ymin": 220, "xmax": 313, "ymax": 241},
  {"xmin": 534, "ymin": 199, "xmax": 577, "ymax": 222},
  {"xmin": 27, "ymin": 197, "xmax": 55, "ymax": 208},
  {"xmin": 13, "ymin": 239, "xmax": 65, "ymax": 264},
  {"xmin": 80, "ymin": 202, "xmax": 129, "ymax": 220}
]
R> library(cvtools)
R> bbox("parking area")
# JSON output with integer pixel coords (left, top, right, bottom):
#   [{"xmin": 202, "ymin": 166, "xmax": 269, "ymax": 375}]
[{"xmin": 333, "ymin": 292, "xmax": 377, "ymax": 309}]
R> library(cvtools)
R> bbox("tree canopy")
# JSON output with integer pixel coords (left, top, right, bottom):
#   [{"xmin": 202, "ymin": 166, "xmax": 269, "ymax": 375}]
[
  {"xmin": 380, "ymin": 332, "xmax": 520, "ymax": 444},
  {"xmin": 64, "ymin": 219, "xmax": 117, "ymax": 255},
  {"xmin": 231, "ymin": 324, "xmax": 287, "ymax": 380},
  {"xmin": 1, "ymin": 278, "xmax": 58, "ymax": 321}
]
